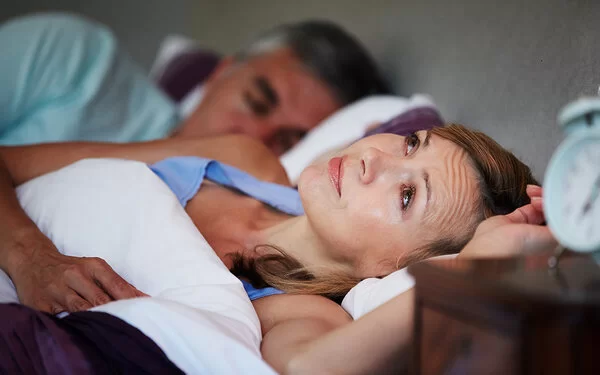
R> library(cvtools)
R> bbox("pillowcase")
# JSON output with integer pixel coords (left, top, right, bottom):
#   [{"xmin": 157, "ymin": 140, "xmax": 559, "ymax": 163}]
[
  {"xmin": 341, "ymin": 254, "xmax": 457, "ymax": 320},
  {"xmin": 150, "ymin": 34, "xmax": 220, "ymax": 103},
  {"xmin": 280, "ymin": 94, "xmax": 442, "ymax": 184}
]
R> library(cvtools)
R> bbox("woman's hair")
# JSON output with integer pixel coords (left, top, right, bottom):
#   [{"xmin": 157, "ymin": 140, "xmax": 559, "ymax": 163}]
[{"xmin": 232, "ymin": 124, "xmax": 538, "ymax": 301}]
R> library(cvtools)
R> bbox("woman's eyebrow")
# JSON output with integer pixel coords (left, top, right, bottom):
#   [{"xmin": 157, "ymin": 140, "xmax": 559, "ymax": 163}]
[
  {"xmin": 422, "ymin": 129, "xmax": 432, "ymax": 149},
  {"xmin": 254, "ymin": 76, "xmax": 279, "ymax": 107},
  {"xmin": 423, "ymin": 171, "xmax": 431, "ymax": 210}
]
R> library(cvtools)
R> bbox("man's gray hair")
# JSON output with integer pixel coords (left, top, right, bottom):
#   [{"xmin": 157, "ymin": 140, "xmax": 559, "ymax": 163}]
[{"xmin": 237, "ymin": 20, "xmax": 391, "ymax": 105}]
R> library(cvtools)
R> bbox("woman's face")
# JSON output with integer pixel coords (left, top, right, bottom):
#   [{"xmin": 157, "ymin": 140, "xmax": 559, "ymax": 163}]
[{"xmin": 298, "ymin": 130, "xmax": 481, "ymax": 277}]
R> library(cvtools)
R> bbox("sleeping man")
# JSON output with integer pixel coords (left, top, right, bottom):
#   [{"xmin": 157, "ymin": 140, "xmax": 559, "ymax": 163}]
[{"xmin": 0, "ymin": 13, "xmax": 389, "ymax": 155}]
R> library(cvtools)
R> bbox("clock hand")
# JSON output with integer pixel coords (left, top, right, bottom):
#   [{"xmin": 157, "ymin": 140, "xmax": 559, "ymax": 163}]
[{"xmin": 581, "ymin": 175, "xmax": 600, "ymax": 216}]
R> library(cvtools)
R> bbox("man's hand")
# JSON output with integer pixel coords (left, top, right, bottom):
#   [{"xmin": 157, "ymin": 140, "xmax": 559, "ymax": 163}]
[
  {"xmin": 8, "ymin": 240, "xmax": 145, "ymax": 314},
  {"xmin": 460, "ymin": 185, "xmax": 558, "ymax": 258}
]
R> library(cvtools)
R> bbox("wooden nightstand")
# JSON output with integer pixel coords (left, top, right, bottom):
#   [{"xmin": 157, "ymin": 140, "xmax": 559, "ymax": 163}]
[{"xmin": 408, "ymin": 252, "xmax": 600, "ymax": 375}]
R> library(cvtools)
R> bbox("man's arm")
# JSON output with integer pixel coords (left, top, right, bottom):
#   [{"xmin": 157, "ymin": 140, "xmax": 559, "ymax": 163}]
[
  {"xmin": 0, "ymin": 135, "xmax": 288, "ymax": 313},
  {"xmin": 0, "ymin": 155, "xmax": 52, "ymax": 275},
  {"xmin": 0, "ymin": 135, "xmax": 289, "ymax": 186},
  {"xmin": 0, "ymin": 154, "xmax": 145, "ymax": 312}
]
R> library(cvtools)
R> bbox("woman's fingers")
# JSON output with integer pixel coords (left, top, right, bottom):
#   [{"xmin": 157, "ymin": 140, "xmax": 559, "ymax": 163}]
[
  {"xmin": 526, "ymin": 184, "xmax": 543, "ymax": 199},
  {"xmin": 521, "ymin": 225, "xmax": 558, "ymax": 253},
  {"xmin": 530, "ymin": 196, "xmax": 543, "ymax": 212},
  {"xmin": 505, "ymin": 203, "xmax": 546, "ymax": 225}
]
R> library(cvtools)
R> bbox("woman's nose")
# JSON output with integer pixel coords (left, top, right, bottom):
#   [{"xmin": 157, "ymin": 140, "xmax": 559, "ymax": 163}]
[{"xmin": 360, "ymin": 147, "xmax": 388, "ymax": 185}]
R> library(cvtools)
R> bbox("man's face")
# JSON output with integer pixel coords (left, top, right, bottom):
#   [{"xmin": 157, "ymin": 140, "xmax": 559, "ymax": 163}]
[{"xmin": 173, "ymin": 48, "xmax": 341, "ymax": 155}]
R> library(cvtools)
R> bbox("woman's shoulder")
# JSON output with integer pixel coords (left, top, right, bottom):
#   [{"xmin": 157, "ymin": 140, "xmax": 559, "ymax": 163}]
[{"xmin": 251, "ymin": 293, "xmax": 352, "ymax": 336}]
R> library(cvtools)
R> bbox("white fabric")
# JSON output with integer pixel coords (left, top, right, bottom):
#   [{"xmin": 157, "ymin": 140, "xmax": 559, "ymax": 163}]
[
  {"xmin": 341, "ymin": 254, "xmax": 457, "ymax": 319},
  {"xmin": 0, "ymin": 269, "xmax": 15, "ymax": 304},
  {"xmin": 92, "ymin": 297, "xmax": 275, "ymax": 374},
  {"xmin": 280, "ymin": 94, "xmax": 438, "ymax": 184},
  {"xmin": 150, "ymin": 34, "xmax": 201, "ymax": 79},
  {"xmin": 179, "ymin": 84, "xmax": 205, "ymax": 119},
  {"xmin": 149, "ymin": 34, "xmax": 208, "ymax": 120},
  {"xmin": 1, "ymin": 159, "xmax": 274, "ymax": 374}
]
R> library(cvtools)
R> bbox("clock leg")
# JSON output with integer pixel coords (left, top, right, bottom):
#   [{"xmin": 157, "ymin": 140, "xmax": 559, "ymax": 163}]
[{"xmin": 548, "ymin": 245, "xmax": 567, "ymax": 269}]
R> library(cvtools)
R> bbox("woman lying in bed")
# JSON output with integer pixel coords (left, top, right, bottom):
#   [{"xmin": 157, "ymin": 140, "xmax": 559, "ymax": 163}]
[{"xmin": 0, "ymin": 124, "xmax": 554, "ymax": 373}]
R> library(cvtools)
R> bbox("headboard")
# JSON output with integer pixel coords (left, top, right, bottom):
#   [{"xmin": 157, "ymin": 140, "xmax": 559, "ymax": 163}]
[{"xmin": 189, "ymin": 0, "xmax": 600, "ymax": 178}]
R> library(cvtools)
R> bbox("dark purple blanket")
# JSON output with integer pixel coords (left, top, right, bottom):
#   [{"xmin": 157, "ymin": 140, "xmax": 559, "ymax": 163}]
[
  {"xmin": 0, "ymin": 303, "xmax": 183, "ymax": 375},
  {"xmin": 364, "ymin": 106, "xmax": 444, "ymax": 138}
]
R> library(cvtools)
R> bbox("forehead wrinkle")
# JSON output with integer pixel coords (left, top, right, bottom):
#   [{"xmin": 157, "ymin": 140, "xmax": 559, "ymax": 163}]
[{"xmin": 422, "ymin": 146, "xmax": 478, "ymax": 238}]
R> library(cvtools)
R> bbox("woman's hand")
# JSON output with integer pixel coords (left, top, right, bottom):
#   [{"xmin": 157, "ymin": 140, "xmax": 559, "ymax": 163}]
[
  {"xmin": 7, "ymin": 237, "xmax": 145, "ymax": 314},
  {"xmin": 460, "ymin": 185, "xmax": 558, "ymax": 258}
]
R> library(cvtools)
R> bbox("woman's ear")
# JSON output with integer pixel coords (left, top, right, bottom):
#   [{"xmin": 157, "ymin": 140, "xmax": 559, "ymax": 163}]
[{"xmin": 205, "ymin": 56, "xmax": 236, "ymax": 84}]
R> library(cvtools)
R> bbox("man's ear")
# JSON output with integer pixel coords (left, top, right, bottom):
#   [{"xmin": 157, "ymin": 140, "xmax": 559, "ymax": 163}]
[{"xmin": 205, "ymin": 56, "xmax": 236, "ymax": 84}]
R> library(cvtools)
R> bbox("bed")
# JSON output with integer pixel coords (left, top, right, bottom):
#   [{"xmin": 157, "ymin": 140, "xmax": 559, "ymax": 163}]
[{"xmin": 1, "ymin": 1, "xmax": 598, "ymax": 372}]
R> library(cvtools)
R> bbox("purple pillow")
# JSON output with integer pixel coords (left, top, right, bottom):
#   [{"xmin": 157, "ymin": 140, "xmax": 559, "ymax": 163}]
[
  {"xmin": 363, "ymin": 107, "xmax": 443, "ymax": 137},
  {"xmin": 155, "ymin": 49, "xmax": 221, "ymax": 102}
]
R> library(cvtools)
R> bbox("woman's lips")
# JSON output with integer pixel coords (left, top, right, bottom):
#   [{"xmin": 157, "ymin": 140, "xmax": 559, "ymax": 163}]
[{"xmin": 328, "ymin": 156, "xmax": 345, "ymax": 197}]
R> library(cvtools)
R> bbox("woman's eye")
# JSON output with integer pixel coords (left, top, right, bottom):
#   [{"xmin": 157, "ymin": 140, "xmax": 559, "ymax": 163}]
[
  {"xmin": 400, "ymin": 186, "xmax": 416, "ymax": 211},
  {"xmin": 405, "ymin": 133, "xmax": 420, "ymax": 156}
]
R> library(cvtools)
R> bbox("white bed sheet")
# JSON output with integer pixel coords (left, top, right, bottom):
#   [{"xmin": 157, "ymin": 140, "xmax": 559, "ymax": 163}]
[{"xmin": 1, "ymin": 159, "xmax": 275, "ymax": 374}]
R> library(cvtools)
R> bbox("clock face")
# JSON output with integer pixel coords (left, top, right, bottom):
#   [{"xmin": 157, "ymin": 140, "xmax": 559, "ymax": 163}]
[{"xmin": 544, "ymin": 133, "xmax": 600, "ymax": 252}]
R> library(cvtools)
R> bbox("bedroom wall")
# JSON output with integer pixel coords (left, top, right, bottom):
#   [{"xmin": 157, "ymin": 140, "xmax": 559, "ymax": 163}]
[
  {"xmin": 190, "ymin": 0, "xmax": 600, "ymax": 179},
  {"xmin": 2, "ymin": 1, "xmax": 598, "ymax": 177},
  {"xmin": 0, "ymin": 0, "xmax": 197, "ymax": 71}
]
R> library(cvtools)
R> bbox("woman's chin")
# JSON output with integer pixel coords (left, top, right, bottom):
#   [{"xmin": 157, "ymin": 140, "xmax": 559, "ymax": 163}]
[{"xmin": 297, "ymin": 165, "xmax": 330, "ymax": 211}]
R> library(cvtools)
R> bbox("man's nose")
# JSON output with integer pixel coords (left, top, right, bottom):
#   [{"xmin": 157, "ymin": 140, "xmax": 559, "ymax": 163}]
[{"xmin": 241, "ymin": 119, "xmax": 274, "ymax": 142}]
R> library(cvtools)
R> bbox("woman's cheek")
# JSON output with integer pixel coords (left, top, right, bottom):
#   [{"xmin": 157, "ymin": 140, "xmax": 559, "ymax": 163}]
[
  {"xmin": 350, "ymin": 193, "xmax": 400, "ymax": 225},
  {"xmin": 347, "ymin": 203, "xmax": 390, "ymax": 236}
]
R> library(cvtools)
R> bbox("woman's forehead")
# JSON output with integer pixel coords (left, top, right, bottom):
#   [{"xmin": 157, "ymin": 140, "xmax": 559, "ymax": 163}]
[{"xmin": 422, "ymin": 134, "xmax": 480, "ymax": 231}]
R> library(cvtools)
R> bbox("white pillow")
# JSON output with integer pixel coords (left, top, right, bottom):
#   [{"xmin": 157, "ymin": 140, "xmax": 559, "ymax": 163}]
[
  {"xmin": 341, "ymin": 254, "xmax": 457, "ymax": 319},
  {"xmin": 149, "ymin": 34, "xmax": 200, "ymax": 79},
  {"xmin": 280, "ymin": 94, "xmax": 438, "ymax": 184},
  {"xmin": 7, "ymin": 159, "xmax": 272, "ymax": 374}
]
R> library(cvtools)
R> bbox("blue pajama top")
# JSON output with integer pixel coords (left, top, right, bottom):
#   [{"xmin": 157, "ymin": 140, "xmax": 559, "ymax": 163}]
[{"xmin": 150, "ymin": 157, "xmax": 302, "ymax": 300}]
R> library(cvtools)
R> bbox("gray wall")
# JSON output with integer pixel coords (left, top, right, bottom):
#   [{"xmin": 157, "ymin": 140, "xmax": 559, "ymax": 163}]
[
  {"xmin": 3, "ymin": 0, "xmax": 599, "ymax": 178},
  {"xmin": 191, "ymin": 0, "xmax": 600, "ymax": 179},
  {"xmin": 0, "ymin": 0, "xmax": 197, "ymax": 71}
]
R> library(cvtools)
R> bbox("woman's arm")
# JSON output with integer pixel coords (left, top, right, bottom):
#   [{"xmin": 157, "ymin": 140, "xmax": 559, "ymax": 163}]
[
  {"xmin": 0, "ymin": 135, "xmax": 288, "ymax": 313},
  {"xmin": 255, "ymin": 291, "xmax": 413, "ymax": 375},
  {"xmin": 257, "ymin": 187, "xmax": 555, "ymax": 374}
]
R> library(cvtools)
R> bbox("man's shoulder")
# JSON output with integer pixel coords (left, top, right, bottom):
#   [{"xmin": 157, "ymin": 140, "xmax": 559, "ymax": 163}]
[{"xmin": 215, "ymin": 135, "xmax": 291, "ymax": 186}]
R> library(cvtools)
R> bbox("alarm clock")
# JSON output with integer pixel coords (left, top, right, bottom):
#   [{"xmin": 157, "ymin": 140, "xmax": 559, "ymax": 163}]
[{"xmin": 543, "ymin": 97, "xmax": 600, "ymax": 258}]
